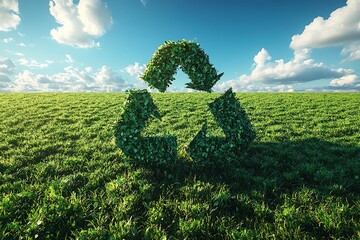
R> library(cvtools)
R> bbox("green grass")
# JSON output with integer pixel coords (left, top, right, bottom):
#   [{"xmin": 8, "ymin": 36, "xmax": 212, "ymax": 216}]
[{"xmin": 0, "ymin": 92, "xmax": 359, "ymax": 239}]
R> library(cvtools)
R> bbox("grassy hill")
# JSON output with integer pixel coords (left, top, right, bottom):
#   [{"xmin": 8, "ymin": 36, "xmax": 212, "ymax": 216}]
[{"xmin": 0, "ymin": 92, "xmax": 359, "ymax": 239}]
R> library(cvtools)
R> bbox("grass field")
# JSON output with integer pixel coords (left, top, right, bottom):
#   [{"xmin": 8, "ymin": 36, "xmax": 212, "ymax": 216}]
[{"xmin": 0, "ymin": 92, "xmax": 359, "ymax": 239}]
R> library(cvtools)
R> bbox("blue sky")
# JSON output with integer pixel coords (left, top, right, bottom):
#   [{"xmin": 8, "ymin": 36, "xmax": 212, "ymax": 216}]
[{"xmin": 0, "ymin": 0, "xmax": 359, "ymax": 92}]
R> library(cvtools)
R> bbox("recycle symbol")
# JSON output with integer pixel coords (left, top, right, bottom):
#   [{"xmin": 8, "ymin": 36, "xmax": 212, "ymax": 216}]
[{"xmin": 114, "ymin": 40, "xmax": 256, "ymax": 167}]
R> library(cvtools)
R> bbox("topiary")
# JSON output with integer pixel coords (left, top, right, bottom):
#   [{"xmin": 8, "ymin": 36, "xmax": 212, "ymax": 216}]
[
  {"xmin": 140, "ymin": 40, "xmax": 223, "ymax": 92},
  {"xmin": 115, "ymin": 40, "xmax": 255, "ymax": 168}
]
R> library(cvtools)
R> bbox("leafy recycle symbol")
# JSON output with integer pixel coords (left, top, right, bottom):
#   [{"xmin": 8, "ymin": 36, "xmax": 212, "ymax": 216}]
[{"xmin": 114, "ymin": 40, "xmax": 256, "ymax": 166}]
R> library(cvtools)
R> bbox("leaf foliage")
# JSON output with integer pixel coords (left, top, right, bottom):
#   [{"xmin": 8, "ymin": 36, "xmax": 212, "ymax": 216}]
[
  {"xmin": 140, "ymin": 40, "xmax": 224, "ymax": 92},
  {"xmin": 188, "ymin": 88, "xmax": 256, "ymax": 168},
  {"xmin": 114, "ymin": 89, "xmax": 177, "ymax": 166}
]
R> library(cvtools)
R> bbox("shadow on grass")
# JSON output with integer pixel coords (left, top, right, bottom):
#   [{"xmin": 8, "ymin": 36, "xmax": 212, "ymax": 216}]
[
  {"xmin": 249, "ymin": 138, "xmax": 359, "ymax": 195},
  {"xmin": 103, "ymin": 138, "xmax": 360, "ymax": 239},
  {"xmin": 5, "ymin": 138, "xmax": 357, "ymax": 239},
  {"xmin": 137, "ymin": 138, "xmax": 359, "ymax": 197}
]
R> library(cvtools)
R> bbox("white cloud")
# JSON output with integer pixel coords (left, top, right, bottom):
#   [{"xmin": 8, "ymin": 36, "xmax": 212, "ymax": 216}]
[
  {"xmin": 95, "ymin": 66, "xmax": 123, "ymax": 84},
  {"xmin": 85, "ymin": 67, "xmax": 93, "ymax": 73},
  {"xmin": 1, "ymin": 64, "xmax": 135, "ymax": 92},
  {"xmin": 274, "ymin": 85, "xmax": 294, "ymax": 92},
  {"xmin": 290, "ymin": 0, "xmax": 360, "ymax": 62},
  {"xmin": 0, "ymin": 57, "xmax": 16, "ymax": 75},
  {"xmin": 215, "ymin": 0, "xmax": 360, "ymax": 92},
  {"xmin": 125, "ymin": 62, "xmax": 146, "ymax": 78},
  {"xmin": 253, "ymin": 48, "xmax": 271, "ymax": 66},
  {"xmin": 329, "ymin": 74, "xmax": 358, "ymax": 86},
  {"xmin": 214, "ymin": 81, "xmax": 295, "ymax": 93},
  {"xmin": 250, "ymin": 48, "xmax": 349, "ymax": 84},
  {"xmin": 0, "ymin": 0, "xmax": 21, "ymax": 31},
  {"xmin": 3, "ymin": 37, "xmax": 14, "ymax": 43},
  {"xmin": 65, "ymin": 54, "xmax": 74, "ymax": 63},
  {"xmin": 49, "ymin": 66, "xmax": 134, "ymax": 92},
  {"xmin": 291, "ymin": 0, "xmax": 360, "ymax": 49},
  {"xmin": 17, "ymin": 42, "xmax": 26, "ymax": 47},
  {"xmin": 215, "ymin": 48, "xmax": 354, "ymax": 92},
  {"xmin": 17, "ymin": 58, "xmax": 51, "ymax": 69},
  {"xmin": 5, "ymin": 50, "xmax": 24, "ymax": 57},
  {"xmin": 14, "ymin": 70, "xmax": 52, "ymax": 92},
  {"xmin": 49, "ymin": 0, "xmax": 113, "ymax": 48},
  {"xmin": 293, "ymin": 48, "xmax": 312, "ymax": 63},
  {"xmin": 341, "ymin": 41, "xmax": 360, "ymax": 61},
  {"xmin": 78, "ymin": 0, "xmax": 113, "ymax": 36}
]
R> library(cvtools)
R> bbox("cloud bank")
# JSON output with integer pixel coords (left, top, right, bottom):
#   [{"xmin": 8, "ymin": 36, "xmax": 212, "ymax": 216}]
[
  {"xmin": 125, "ymin": 62, "xmax": 146, "ymax": 78},
  {"xmin": 215, "ymin": 48, "xmax": 355, "ymax": 92},
  {"xmin": 290, "ymin": 0, "xmax": 360, "ymax": 62},
  {"xmin": 0, "ymin": 0, "xmax": 21, "ymax": 31},
  {"xmin": 341, "ymin": 42, "xmax": 360, "ymax": 62},
  {"xmin": 0, "ymin": 58, "xmax": 135, "ymax": 92},
  {"xmin": 217, "ymin": 0, "xmax": 360, "ymax": 92},
  {"xmin": 329, "ymin": 74, "xmax": 359, "ymax": 87},
  {"xmin": 3, "ymin": 37, "xmax": 14, "ymax": 43},
  {"xmin": 17, "ymin": 58, "xmax": 52, "ymax": 69},
  {"xmin": 49, "ymin": 0, "xmax": 113, "ymax": 48}
]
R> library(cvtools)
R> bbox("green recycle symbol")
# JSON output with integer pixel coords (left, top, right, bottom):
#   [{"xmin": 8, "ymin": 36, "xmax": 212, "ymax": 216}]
[{"xmin": 114, "ymin": 40, "xmax": 255, "ymax": 166}]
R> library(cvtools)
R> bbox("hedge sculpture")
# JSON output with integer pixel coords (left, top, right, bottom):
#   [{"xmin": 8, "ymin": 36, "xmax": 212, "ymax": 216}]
[
  {"xmin": 188, "ymin": 88, "xmax": 256, "ymax": 167},
  {"xmin": 140, "ymin": 40, "xmax": 224, "ymax": 92},
  {"xmin": 114, "ymin": 89, "xmax": 177, "ymax": 166},
  {"xmin": 115, "ymin": 40, "xmax": 255, "ymax": 167}
]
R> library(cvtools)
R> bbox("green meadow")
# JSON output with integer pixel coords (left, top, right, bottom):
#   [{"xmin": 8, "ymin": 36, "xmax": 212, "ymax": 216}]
[{"xmin": 0, "ymin": 92, "xmax": 359, "ymax": 239}]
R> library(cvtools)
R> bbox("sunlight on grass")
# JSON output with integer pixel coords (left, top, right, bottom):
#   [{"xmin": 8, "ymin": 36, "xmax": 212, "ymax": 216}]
[{"xmin": 0, "ymin": 92, "xmax": 359, "ymax": 239}]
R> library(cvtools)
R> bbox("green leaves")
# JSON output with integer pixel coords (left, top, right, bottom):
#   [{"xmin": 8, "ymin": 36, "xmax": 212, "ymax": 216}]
[
  {"xmin": 114, "ymin": 90, "xmax": 177, "ymax": 166},
  {"xmin": 140, "ymin": 40, "xmax": 223, "ymax": 92},
  {"xmin": 188, "ymin": 88, "xmax": 256, "ymax": 168},
  {"xmin": 209, "ymin": 88, "xmax": 255, "ymax": 143},
  {"xmin": 115, "ymin": 88, "xmax": 256, "ymax": 169},
  {"xmin": 116, "ymin": 38, "xmax": 256, "ymax": 167}
]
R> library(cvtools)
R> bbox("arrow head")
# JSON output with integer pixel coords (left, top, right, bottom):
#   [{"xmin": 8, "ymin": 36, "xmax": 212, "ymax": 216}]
[
  {"xmin": 209, "ymin": 88, "xmax": 255, "ymax": 143},
  {"xmin": 187, "ymin": 88, "xmax": 256, "ymax": 168},
  {"xmin": 188, "ymin": 122, "xmax": 239, "ymax": 168},
  {"xmin": 115, "ymin": 89, "xmax": 178, "ymax": 167},
  {"xmin": 123, "ymin": 89, "xmax": 161, "ymax": 124}
]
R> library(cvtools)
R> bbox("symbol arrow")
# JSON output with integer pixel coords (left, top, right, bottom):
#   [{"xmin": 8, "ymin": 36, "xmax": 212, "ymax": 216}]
[
  {"xmin": 187, "ymin": 88, "xmax": 256, "ymax": 166},
  {"xmin": 140, "ymin": 40, "xmax": 224, "ymax": 92},
  {"xmin": 114, "ymin": 89, "xmax": 177, "ymax": 166}
]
